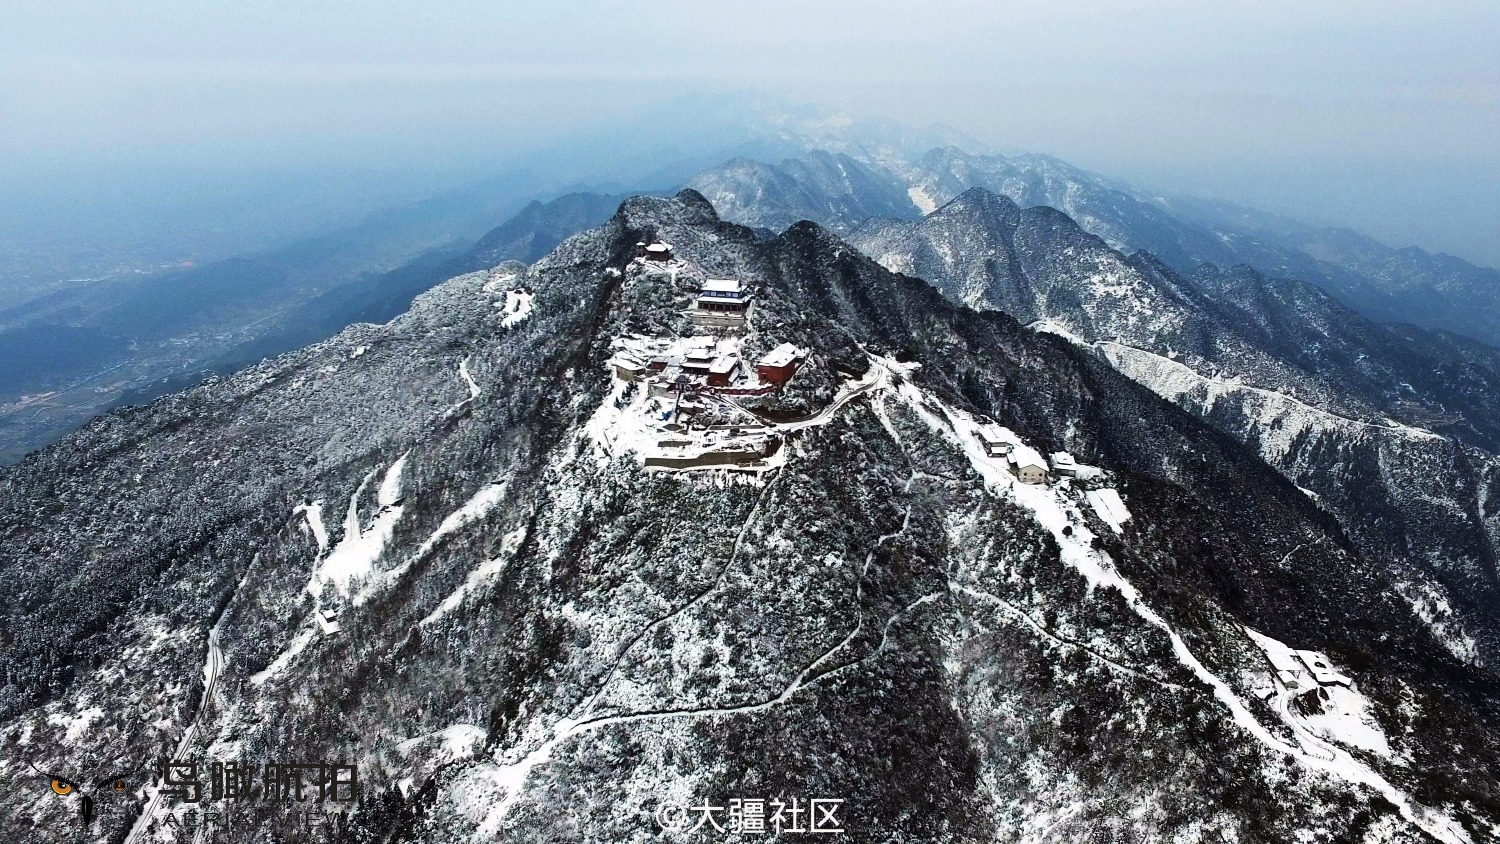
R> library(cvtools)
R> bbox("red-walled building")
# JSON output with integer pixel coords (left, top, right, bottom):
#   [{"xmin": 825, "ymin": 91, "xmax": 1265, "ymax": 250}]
[
  {"xmin": 707, "ymin": 356, "xmax": 741, "ymax": 387},
  {"xmin": 756, "ymin": 343, "xmax": 806, "ymax": 386}
]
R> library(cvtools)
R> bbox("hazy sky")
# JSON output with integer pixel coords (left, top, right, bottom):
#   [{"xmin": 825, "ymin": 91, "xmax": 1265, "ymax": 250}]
[{"xmin": 3, "ymin": 1, "xmax": 1497, "ymax": 264}]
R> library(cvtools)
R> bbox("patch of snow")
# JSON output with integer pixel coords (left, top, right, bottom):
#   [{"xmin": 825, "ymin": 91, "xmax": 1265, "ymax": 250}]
[
  {"xmin": 359, "ymin": 479, "xmax": 510, "ymax": 604},
  {"xmin": 47, "ymin": 706, "xmax": 105, "ymax": 742},
  {"xmin": 1029, "ymin": 319, "xmax": 1088, "ymax": 347},
  {"xmin": 1085, "ymin": 488, "xmax": 1130, "ymax": 533},
  {"xmin": 349, "ymin": 345, "xmax": 368, "ymax": 360},
  {"xmin": 500, "ymin": 289, "xmax": 534, "ymax": 327},
  {"xmin": 458, "ymin": 356, "xmax": 481, "ymax": 401},
  {"xmin": 481, "ymin": 272, "xmax": 518, "ymax": 294},
  {"xmin": 444, "ymin": 355, "xmax": 483, "ymax": 416},
  {"xmin": 470, "ymin": 715, "xmax": 587, "ymax": 835},
  {"xmin": 293, "ymin": 500, "xmax": 329, "ymax": 553},
  {"xmin": 1302, "ymin": 685, "xmax": 1393, "ymax": 758},
  {"xmin": 1393, "ymin": 578, "xmax": 1479, "ymax": 665},
  {"xmin": 306, "ymin": 453, "xmax": 409, "ymax": 602},
  {"xmin": 421, "ymin": 527, "xmax": 526, "ymax": 627},
  {"xmin": 581, "ymin": 378, "xmax": 663, "ymax": 464},
  {"xmin": 879, "ymin": 356, "xmax": 922, "ymax": 377},
  {"xmin": 1097, "ymin": 341, "xmax": 1445, "ymax": 461},
  {"xmin": 397, "ymin": 724, "xmax": 487, "ymax": 761},
  {"xmin": 250, "ymin": 628, "xmax": 315, "ymax": 686},
  {"xmin": 908, "ymin": 185, "xmax": 938, "ymax": 215}
]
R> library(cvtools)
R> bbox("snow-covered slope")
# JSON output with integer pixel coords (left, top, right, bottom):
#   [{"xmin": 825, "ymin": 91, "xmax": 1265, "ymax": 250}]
[
  {"xmin": 851, "ymin": 187, "xmax": 1500, "ymax": 671},
  {"xmin": 900, "ymin": 147, "xmax": 1500, "ymax": 348},
  {"xmin": 3, "ymin": 192, "xmax": 1498, "ymax": 842}
]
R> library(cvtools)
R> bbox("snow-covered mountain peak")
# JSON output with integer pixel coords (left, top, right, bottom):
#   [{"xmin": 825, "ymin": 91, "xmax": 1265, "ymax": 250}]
[{"xmin": 5, "ymin": 189, "xmax": 1500, "ymax": 841}]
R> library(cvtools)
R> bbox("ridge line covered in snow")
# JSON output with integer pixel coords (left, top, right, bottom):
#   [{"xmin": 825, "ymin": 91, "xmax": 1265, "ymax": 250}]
[
  {"xmin": 886, "ymin": 371, "xmax": 1471, "ymax": 844},
  {"xmin": 1096, "ymin": 340, "xmax": 1445, "ymax": 444}
]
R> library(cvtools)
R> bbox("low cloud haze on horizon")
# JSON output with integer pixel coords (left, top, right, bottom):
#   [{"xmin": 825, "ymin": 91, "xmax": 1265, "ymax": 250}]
[{"xmin": 2, "ymin": 0, "xmax": 1497, "ymax": 265}]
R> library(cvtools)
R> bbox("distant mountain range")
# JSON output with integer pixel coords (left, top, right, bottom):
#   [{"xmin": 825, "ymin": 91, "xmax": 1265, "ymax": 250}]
[
  {"xmin": 686, "ymin": 144, "xmax": 1500, "ymax": 665},
  {"xmin": 683, "ymin": 148, "xmax": 1500, "ymax": 668},
  {"xmin": 0, "ymin": 188, "xmax": 636, "ymax": 463},
  {"xmin": 2, "ymin": 100, "xmax": 1495, "ymax": 468},
  {"xmin": 691, "ymin": 146, "xmax": 1500, "ymax": 347}
]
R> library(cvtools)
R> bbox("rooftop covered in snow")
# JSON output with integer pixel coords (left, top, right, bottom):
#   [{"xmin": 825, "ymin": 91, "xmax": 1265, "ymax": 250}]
[
  {"xmin": 974, "ymin": 423, "xmax": 1010, "ymax": 444},
  {"xmin": 702, "ymin": 278, "xmax": 744, "ymax": 294},
  {"xmin": 1006, "ymin": 443, "xmax": 1047, "ymax": 470},
  {"xmin": 757, "ymin": 343, "xmax": 805, "ymax": 368}
]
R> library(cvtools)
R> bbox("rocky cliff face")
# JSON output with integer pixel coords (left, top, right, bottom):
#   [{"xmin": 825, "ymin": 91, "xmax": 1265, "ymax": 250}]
[{"xmin": 3, "ymin": 192, "xmax": 1498, "ymax": 843}]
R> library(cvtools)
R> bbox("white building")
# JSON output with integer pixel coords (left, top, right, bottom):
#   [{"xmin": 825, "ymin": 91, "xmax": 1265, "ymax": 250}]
[
  {"xmin": 610, "ymin": 352, "xmax": 646, "ymax": 381},
  {"xmin": 316, "ymin": 608, "xmax": 342, "ymax": 635},
  {"xmin": 1007, "ymin": 444, "xmax": 1049, "ymax": 485}
]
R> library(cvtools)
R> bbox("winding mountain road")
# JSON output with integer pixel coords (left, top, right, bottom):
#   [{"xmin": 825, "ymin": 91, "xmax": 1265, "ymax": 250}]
[
  {"xmin": 122, "ymin": 588, "xmax": 233, "ymax": 844},
  {"xmin": 774, "ymin": 362, "xmax": 889, "ymax": 432}
]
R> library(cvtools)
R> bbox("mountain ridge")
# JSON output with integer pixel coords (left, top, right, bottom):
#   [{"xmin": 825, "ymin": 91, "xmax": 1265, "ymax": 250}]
[
  {"xmin": 848, "ymin": 185, "xmax": 1500, "ymax": 675},
  {"xmin": 4, "ymin": 191, "xmax": 1499, "ymax": 841},
  {"xmin": 692, "ymin": 146, "xmax": 1500, "ymax": 348}
]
